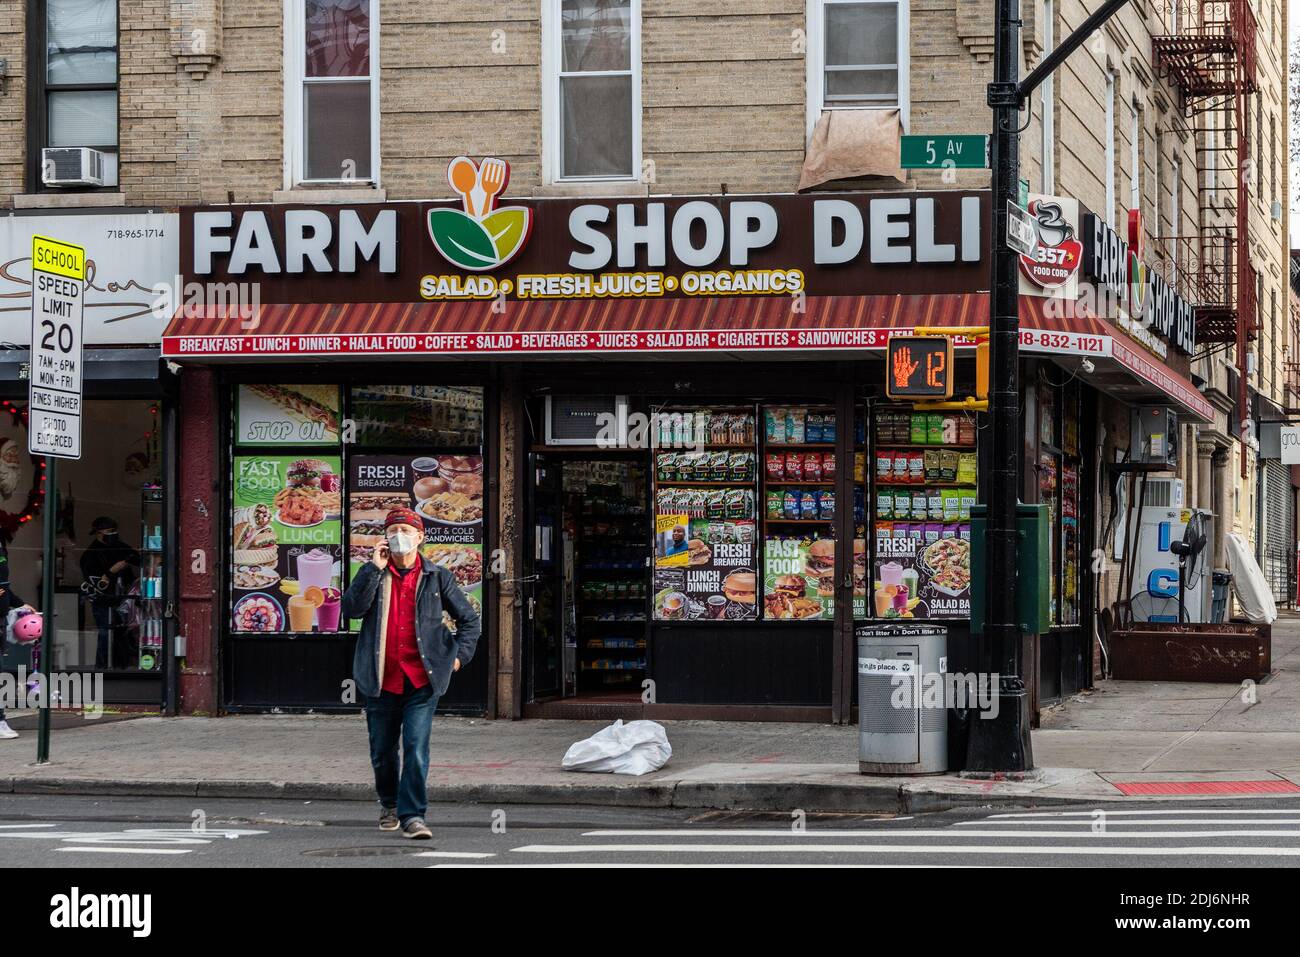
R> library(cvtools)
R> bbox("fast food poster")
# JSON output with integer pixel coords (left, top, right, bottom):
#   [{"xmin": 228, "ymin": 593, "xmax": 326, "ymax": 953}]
[
  {"xmin": 346, "ymin": 454, "xmax": 484, "ymax": 632},
  {"xmin": 873, "ymin": 534, "xmax": 971, "ymax": 619},
  {"xmin": 653, "ymin": 519, "xmax": 757, "ymax": 621},
  {"xmin": 762, "ymin": 537, "xmax": 834, "ymax": 621},
  {"xmin": 235, "ymin": 384, "xmax": 341, "ymax": 446},
  {"xmin": 231, "ymin": 454, "xmax": 343, "ymax": 633}
]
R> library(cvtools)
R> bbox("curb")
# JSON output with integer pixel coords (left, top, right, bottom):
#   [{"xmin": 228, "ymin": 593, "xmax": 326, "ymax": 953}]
[{"xmin": 4, "ymin": 775, "xmax": 1101, "ymax": 815}]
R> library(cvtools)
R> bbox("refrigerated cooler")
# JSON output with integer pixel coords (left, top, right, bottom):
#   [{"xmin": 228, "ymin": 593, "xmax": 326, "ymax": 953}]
[{"xmin": 1125, "ymin": 506, "xmax": 1214, "ymax": 623}]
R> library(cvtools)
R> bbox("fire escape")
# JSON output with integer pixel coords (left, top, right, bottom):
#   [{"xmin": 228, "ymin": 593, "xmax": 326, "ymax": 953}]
[{"xmin": 1151, "ymin": 0, "xmax": 1258, "ymax": 471}]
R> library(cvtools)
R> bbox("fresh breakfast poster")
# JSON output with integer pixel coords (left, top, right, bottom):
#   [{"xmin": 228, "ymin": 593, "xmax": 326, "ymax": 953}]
[
  {"xmin": 234, "ymin": 384, "xmax": 342, "ymax": 446},
  {"xmin": 231, "ymin": 455, "xmax": 343, "ymax": 633},
  {"xmin": 346, "ymin": 454, "xmax": 485, "ymax": 633},
  {"xmin": 653, "ymin": 517, "xmax": 757, "ymax": 621}
]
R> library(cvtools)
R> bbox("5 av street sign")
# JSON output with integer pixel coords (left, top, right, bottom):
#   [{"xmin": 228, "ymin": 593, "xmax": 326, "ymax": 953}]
[
  {"xmin": 900, "ymin": 134, "xmax": 990, "ymax": 170},
  {"xmin": 28, "ymin": 235, "xmax": 85, "ymax": 459}
]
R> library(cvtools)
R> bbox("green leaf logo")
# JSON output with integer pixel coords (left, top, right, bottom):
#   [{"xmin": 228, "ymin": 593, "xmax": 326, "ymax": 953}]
[{"xmin": 428, "ymin": 205, "xmax": 533, "ymax": 272}]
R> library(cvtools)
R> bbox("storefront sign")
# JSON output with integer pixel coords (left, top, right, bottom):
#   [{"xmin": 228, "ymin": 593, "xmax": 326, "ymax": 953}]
[
  {"xmin": 231, "ymin": 455, "xmax": 343, "ymax": 633},
  {"xmin": 1082, "ymin": 212, "xmax": 1194, "ymax": 357},
  {"xmin": 28, "ymin": 235, "xmax": 85, "ymax": 459},
  {"xmin": 1018, "ymin": 196, "xmax": 1082, "ymax": 293},
  {"xmin": 1, "ymin": 212, "xmax": 178, "ymax": 345}
]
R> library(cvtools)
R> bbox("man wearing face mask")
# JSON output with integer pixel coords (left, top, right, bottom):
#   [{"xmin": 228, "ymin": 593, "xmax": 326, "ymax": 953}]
[
  {"xmin": 79, "ymin": 516, "xmax": 142, "ymax": 670},
  {"xmin": 341, "ymin": 507, "xmax": 481, "ymax": 840}
]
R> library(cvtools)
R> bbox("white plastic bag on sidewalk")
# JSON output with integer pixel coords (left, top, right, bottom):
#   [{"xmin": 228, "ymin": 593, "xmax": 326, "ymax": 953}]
[{"xmin": 561, "ymin": 719, "xmax": 672, "ymax": 775}]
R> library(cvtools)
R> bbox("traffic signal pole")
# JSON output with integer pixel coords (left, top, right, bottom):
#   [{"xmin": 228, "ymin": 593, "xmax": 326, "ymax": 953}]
[{"xmin": 966, "ymin": 0, "xmax": 1131, "ymax": 772}]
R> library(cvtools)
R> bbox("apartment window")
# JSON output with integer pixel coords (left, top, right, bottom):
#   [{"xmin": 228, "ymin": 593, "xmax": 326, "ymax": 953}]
[
  {"xmin": 1129, "ymin": 98, "xmax": 1140, "ymax": 215},
  {"xmin": 1170, "ymin": 154, "xmax": 1181, "ymax": 279},
  {"xmin": 1270, "ymin": 114, "xmax": 1277, "ymax": 205},
  {"xmin": 36, "ymin": 0, "xmax": 119, "ymax": 188},
  {"xmin": 1041, "ymin": 0, "xmax": 1054, "ymax": 193},
  {"xmin": 546, "ymin": 0, "xmax": 640, "ymax": 181},
  {"xmin": 287, "ymin": 0, "xmax": 377, "ymax": 184},
  {"xmin": 806, "ymin": 0, "xmax": 909, "ymax": 134},
  {"xmin": 1104, "ymin": 71, "xmax": 1116, "ymax": 227}
]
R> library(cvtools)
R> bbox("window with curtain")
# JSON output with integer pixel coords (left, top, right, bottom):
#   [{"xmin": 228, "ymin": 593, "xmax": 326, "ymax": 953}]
[
  {"xmin": 556, "ymin": 0, "xmax": 637, "ymax": 179},
  {"xmin": 821, "ymin": 0, "xmax": 901, "ymax": 108},
  {"xmin": 44, "ymin": 0, "xmax": 118, "ymax": 185},
  {"xmin": 300, "ymin": 0, "xmax": 374, "ymax": 181}
]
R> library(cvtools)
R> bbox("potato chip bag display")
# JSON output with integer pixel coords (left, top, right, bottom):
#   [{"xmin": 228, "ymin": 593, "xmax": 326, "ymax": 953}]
[
  {"xmin": 804, "ymin": 452, "xmax": 822, "ymax": 482},
  {"xmin": 786, "ymin": 452, "xmax": 804, "ymax": 480},
  {"xmin": 855, "ymin": 452, "xmax": 866, "ymax": 482},
  {"xmin": 822, "ymin": 454, "xmax": 836, "ymax": 479},
  {"xmin": 876, "ymin": 450, "xmax": 893, "ymax": 483},
  {"xmin": 767, "ymin": 490, "xmax": 784, "ymax": 520},
  {"xmin": 940, "ymin": 449, "xmax": 959, "ymax": 483},
  {"xmin": 806, "ymin": 412, "xmax": 824, "ymax": 444},
  {"xmin": 818, "ymin": 490, "xmax": 835, "ymax": 520},
  {"xmin": 941, "ymin": 524, "xmax": 958, "ymax": 539},
  {"xmin": 928, "ymin": 488, "xmax": 945, "ymax": 520},
  {"xmin": 958, "ymin": 416, "xmax": 976, "ymax": 446},
  {"xmin": 957, "ymin": 452, "xmax": 977, "ymax": 484},
  {"xmin": 784, "ymin": 491, "xmax": 801, "ymax": 520},
  {"xmin": 822, "ymin": 415, "xmax": 837, "ymax": 444},
  {"xmin": 959, "ymin": 487, "xmax": 977, "ymax": 521},
  {"xmin": 893, "ymin": 490, "xmax": 911, "ymax": 519},
  {"xmin": 908, "ymin": 451, "xmax": 925, "ymax": 483},
  {"xmin": 911, "ymin": 489, "xmax": 928, "ymax": 518},
  {"xmin": 894, "ymin": 450, "xmax": 911, "ymax": 482},
  {"xmin": 877, "ymin": 491, "xmax": 894, "ymax": 519},
  {"xmin": 927, "ymin": 414, "xmax": 943, "ymax": 444},
  {"xmin": 766, "ymin": 453, "xmax": 785, "ymax": 481},
  {"xmin": 924, "ymin": 449, "xmax": 941, "ymax": 482},
  {"xmin": 787, "ymin": 408, "xmax": 806, "ymax": 443},
  {"xmin": 801, "ymin": 492, "xmax": 820, "ymax": 520},
  {"xmin": 766, "ymin": 407, "xmax": 785, "ymax": 442},
  {"xmin": 910, "ymin": 413, "xmax": 927, "ymax": 444},
  {"xmin": 942, "ymin": 489, "xmax": 961, "ymax": 522}
]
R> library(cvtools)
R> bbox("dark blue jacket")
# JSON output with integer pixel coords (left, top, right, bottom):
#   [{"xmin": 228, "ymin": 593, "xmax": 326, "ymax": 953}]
[{"xmin": 341, "ymin": 557, "xmax": 481, "ymax": 699}]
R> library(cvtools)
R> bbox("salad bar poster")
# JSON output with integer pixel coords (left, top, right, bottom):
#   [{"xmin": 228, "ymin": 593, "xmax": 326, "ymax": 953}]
[
  {"xmin": 346, "ymin": 454, "xmax": 485, "ymax": 632},
  {"xmin": 235, "ymin": 384, "xmax": 341, "ymax": 446},
  {"xmin": 872, "ymin": 533, "xmax": 971, "ymax": 619},
  {"xmin": 653, "ymin": 515, "xmax": 757, "ymax": 621},
  {"xmin": 231, "ymin": 455, "xmax": 343, "ymax": 633}
]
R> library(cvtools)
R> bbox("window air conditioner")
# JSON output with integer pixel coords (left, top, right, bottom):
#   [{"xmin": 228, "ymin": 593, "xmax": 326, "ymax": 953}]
[
  {"xmin": 41, "ymin": 147, "xmax": 106, "ymax": 187},
  {"xmin": 544, "ymin": 395, "xmax": 629, "ymax": 446}
]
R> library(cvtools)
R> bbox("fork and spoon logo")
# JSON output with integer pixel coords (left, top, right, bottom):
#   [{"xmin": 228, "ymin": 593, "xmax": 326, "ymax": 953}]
[{"xmin": 427, "ymin": 156, "xmax": 533, "ymax": 272}]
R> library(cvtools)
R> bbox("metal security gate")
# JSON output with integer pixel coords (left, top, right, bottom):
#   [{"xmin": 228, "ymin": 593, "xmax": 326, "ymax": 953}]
[{"xmin": 1262, "ymin": 460, "xmax": 1294, "ymax": 606}]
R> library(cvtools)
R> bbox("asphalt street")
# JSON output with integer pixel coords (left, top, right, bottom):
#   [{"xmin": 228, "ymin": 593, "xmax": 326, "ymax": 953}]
[{"xmin": 3, "ymin": 794, "xmax": 1300, "ymax": 867}]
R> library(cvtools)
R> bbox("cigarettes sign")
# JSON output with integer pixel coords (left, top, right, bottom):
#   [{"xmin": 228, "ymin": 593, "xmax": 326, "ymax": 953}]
[{"xmin": 28, "ymin": 235, "xmax": 85, "ymax": 459}]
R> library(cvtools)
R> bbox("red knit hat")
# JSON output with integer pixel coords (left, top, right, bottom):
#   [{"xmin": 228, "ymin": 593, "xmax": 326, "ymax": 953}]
[{"xmin": 384, "ymin": 507, "xmax": 423, "ymax": 531}]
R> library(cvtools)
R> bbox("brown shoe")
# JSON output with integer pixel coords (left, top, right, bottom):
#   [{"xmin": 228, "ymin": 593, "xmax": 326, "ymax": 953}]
[
  {"xmin": 401, "ymin": 817, "xmax": 433, "ymax": 840},
  {"xmin": 379, "ymin": 806, "xmax": 399, "ymax": 831}
]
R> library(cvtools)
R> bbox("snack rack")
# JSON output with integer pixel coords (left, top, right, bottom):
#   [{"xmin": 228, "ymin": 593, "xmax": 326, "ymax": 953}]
[
  {"xmin": 137, "ymin": 483, "xmax": 166, "ymax": 671},
  {"xmin": 571, "ymin": 467, "xmax": 648, "ymax": 689},
  {"xmin": 760, "ymin": 404, "xmax": 838, "ymax": 620},
  {"xmin": 651, "ymin": 404, "xmax": 759, "ymax": 622}
]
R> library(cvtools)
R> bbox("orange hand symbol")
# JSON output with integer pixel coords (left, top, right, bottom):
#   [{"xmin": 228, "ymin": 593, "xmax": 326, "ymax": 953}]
[{"xmin": 893, "ymin": 347, "xmax": 919, "ymax": 388}]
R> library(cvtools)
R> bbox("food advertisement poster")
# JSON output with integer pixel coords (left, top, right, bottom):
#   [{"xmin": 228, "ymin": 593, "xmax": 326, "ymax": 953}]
[
  {"xmin": 235, "ymin": 384, "xmax": 341, "ymax": 446},
  {"xmin": 873, "ymin": 534, "xmax": 971, "ymax": 619},
  {"xmin": 346, "ymin": 454, "xmax": 485, "ymax": 632},
  {"xmin": 653, "ymin": 516, "xmax": 757, "ymax": 621},
  {"xmin": 763, "ymin": 537, "xmax": 834, "ymax": 620},
  {"xmin": 231, "ymin": 455, "xmax": 343, "ymax": 633}
]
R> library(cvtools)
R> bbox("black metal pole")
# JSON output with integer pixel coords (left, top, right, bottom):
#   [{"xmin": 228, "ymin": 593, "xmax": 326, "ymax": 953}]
[
  {"xmin": 36, "ymin": 457, "xmax": 56, "ymax": 763},
  {"xmin": 965, "ymin": 0, "xmax": 1033, "ymax": 771}
]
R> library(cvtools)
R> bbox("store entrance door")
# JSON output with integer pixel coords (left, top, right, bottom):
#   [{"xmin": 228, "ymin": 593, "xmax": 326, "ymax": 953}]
[{"xmin": 525, "ymin": 452, "xmax": 651, "ymax": 704}]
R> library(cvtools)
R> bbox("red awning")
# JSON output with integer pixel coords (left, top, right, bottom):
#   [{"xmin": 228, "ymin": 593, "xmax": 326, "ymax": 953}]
[{"xmin": 161, "ymin": 292, "xmax": 1209, "ymax": 420}]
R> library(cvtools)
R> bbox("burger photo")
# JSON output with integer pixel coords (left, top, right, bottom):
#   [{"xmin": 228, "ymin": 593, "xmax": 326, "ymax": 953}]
[
  {"xmin": 687, "ymin": 538, "xmax": 712, "ymax": 566},
  {"xmin": 772, "ymin": 574, "xmax": 805, "ymax": 601},
  {"xmin": 288, "ymin": 458, "xmax": 333, "ymax": 489},
  {"xmin": 853, "ymin": 539, "xmax": 867, "ymax": 593},
  {"xmin": 804, "ymin": 539, "xmax": 835, "ymax": 580},
  {"xmin": 722, "ymin": 569, "xmax": 756, "ymax": 604}
]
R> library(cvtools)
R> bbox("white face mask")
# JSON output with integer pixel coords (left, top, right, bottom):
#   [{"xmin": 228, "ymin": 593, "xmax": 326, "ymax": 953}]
[{"xmin": 386, "ymin": 530, "xmax": 421, "ymax": 555}]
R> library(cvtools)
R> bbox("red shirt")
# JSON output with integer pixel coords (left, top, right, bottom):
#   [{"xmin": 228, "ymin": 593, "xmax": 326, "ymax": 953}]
[{"xmin": 382, "ymin": 563, "xmax": 428, "ymax": 694}]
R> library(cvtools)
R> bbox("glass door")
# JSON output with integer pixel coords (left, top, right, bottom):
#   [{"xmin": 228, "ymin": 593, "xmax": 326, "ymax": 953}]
[{"xmin": 526, "ymin": 453, "xmax": 565, "ymax": 700}]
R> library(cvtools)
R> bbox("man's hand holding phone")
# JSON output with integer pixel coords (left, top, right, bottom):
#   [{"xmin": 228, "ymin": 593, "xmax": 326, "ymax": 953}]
[{"xmin": 372, "ymin": 543, "xmax": 390, "ymax": 570}]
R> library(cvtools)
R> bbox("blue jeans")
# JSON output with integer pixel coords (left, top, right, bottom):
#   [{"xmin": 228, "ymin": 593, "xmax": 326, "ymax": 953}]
[{"xmin": 365, "ymin": 676, "xmax": 439, "ymax": 823}]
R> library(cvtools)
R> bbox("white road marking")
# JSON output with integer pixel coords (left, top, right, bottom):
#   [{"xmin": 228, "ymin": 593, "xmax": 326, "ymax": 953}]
[
  {"xmin": 0, "ymin": 823, "xmax": 56, "ymax": 829},
  {"xmin": 415, "ymin": 851, "xmax": 496, "ymax": 859},
  {"xmin": 431, "ymin": 863, "xmax": 982, "ymax": 868},
  {"xmin": 511, "ymin": 843, "xmax": 1300, "ymax": 856},
  {"xmin": 988, "ymin": 807, "xmax": 1300, "ymax": 817},
  {"xmin": 581, "ymin": 828, "xmax": 1300, "ymax": 839},
  {"xmin": 54, "ymin": 846, "xmax": 194, "ymax": 856},
  {"xmin": 956, "ymin": 818, "xmax": 1300, "ymax": 826}
]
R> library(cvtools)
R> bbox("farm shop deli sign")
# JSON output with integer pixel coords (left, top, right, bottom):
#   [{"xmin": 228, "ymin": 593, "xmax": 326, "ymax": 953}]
[
  {"xmin": 1081, "ymin": 212, "xmax": 1195, "ymax": 358},
  {"xmin": 184, "ymin": 192, "xmax": 988, "ymax": 304}
]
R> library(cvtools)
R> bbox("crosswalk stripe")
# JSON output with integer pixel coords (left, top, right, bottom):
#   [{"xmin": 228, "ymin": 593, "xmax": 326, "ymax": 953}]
[
  {"xmin": 512, "ymin": 843, "xmax": 1300, "ymax": 857},
  {"xmin": 582, "ymin": 828, "xmax": 1300, "ymax": 839},
  {"xmin": 957, "ymin": 818, "xmax": 1300, "ymax": 826},
  {"xmin": 989, "ymin": 807, "xmax": 1300, "ymax": 817},
  {"xmin": 431, "ymin": 863, "xmax": 981, "ymax": 868},
  {"xmin": 415, "ymin": 851, "xmax": 496, "ymax": 859},
  {"xmin": 0, "ymin": 824, "xmax": 56, "ymax": 829},
  {"xmin": 54, "ymin": 846, "xmax": 194, "ymax": 855}
]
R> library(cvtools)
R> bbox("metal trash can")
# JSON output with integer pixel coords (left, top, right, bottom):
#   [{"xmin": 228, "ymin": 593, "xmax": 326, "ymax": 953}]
[
  {"xmin": 1211, "ymin": 570, "xmax": 1231, "ymax": 624},
  {"xmin": 857, "ymin": 623, "xmax": 948, "ymax": 774}
]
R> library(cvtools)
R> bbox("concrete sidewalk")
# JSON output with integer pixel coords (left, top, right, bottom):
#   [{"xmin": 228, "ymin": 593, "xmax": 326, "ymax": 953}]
[{"xmin": 1, "ymin": 619, "xmax": 1297, "ymax": 815}]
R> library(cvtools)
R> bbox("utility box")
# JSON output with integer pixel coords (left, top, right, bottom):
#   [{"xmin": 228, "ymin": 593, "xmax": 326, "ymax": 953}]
[
  {"xmin": 857, "ymin": 624, "xmax": 948, "ymax": 774},
  {"xmin": 970, "ymin": 503, "xmax": 1051, "ymax": 635},
  {"xmin": 1130, "ymin": 406, "xmax": 1179, "ymax": 469}
]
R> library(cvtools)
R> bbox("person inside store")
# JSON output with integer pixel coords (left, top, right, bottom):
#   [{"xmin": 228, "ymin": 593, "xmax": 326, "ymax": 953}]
[
  {"xmin": 341, "ymin": 507, "xmax": 481, "ymax": 841},
  {"xmin": 79, "ymin": 516, "xmax": 142, "ymax": 670},
  {"xmin": 666, "ymin": 524, "xmax": 689, "ymax": 558},
  {"xmin": 0, "ymin": 547, "xmax": 36, "ymax": 740}
]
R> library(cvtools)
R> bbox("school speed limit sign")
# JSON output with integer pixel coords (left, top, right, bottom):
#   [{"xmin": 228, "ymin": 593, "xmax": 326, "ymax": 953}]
[{"xmin": 28, "ymin": 235, "xmax": 85, "ymax": 459}]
